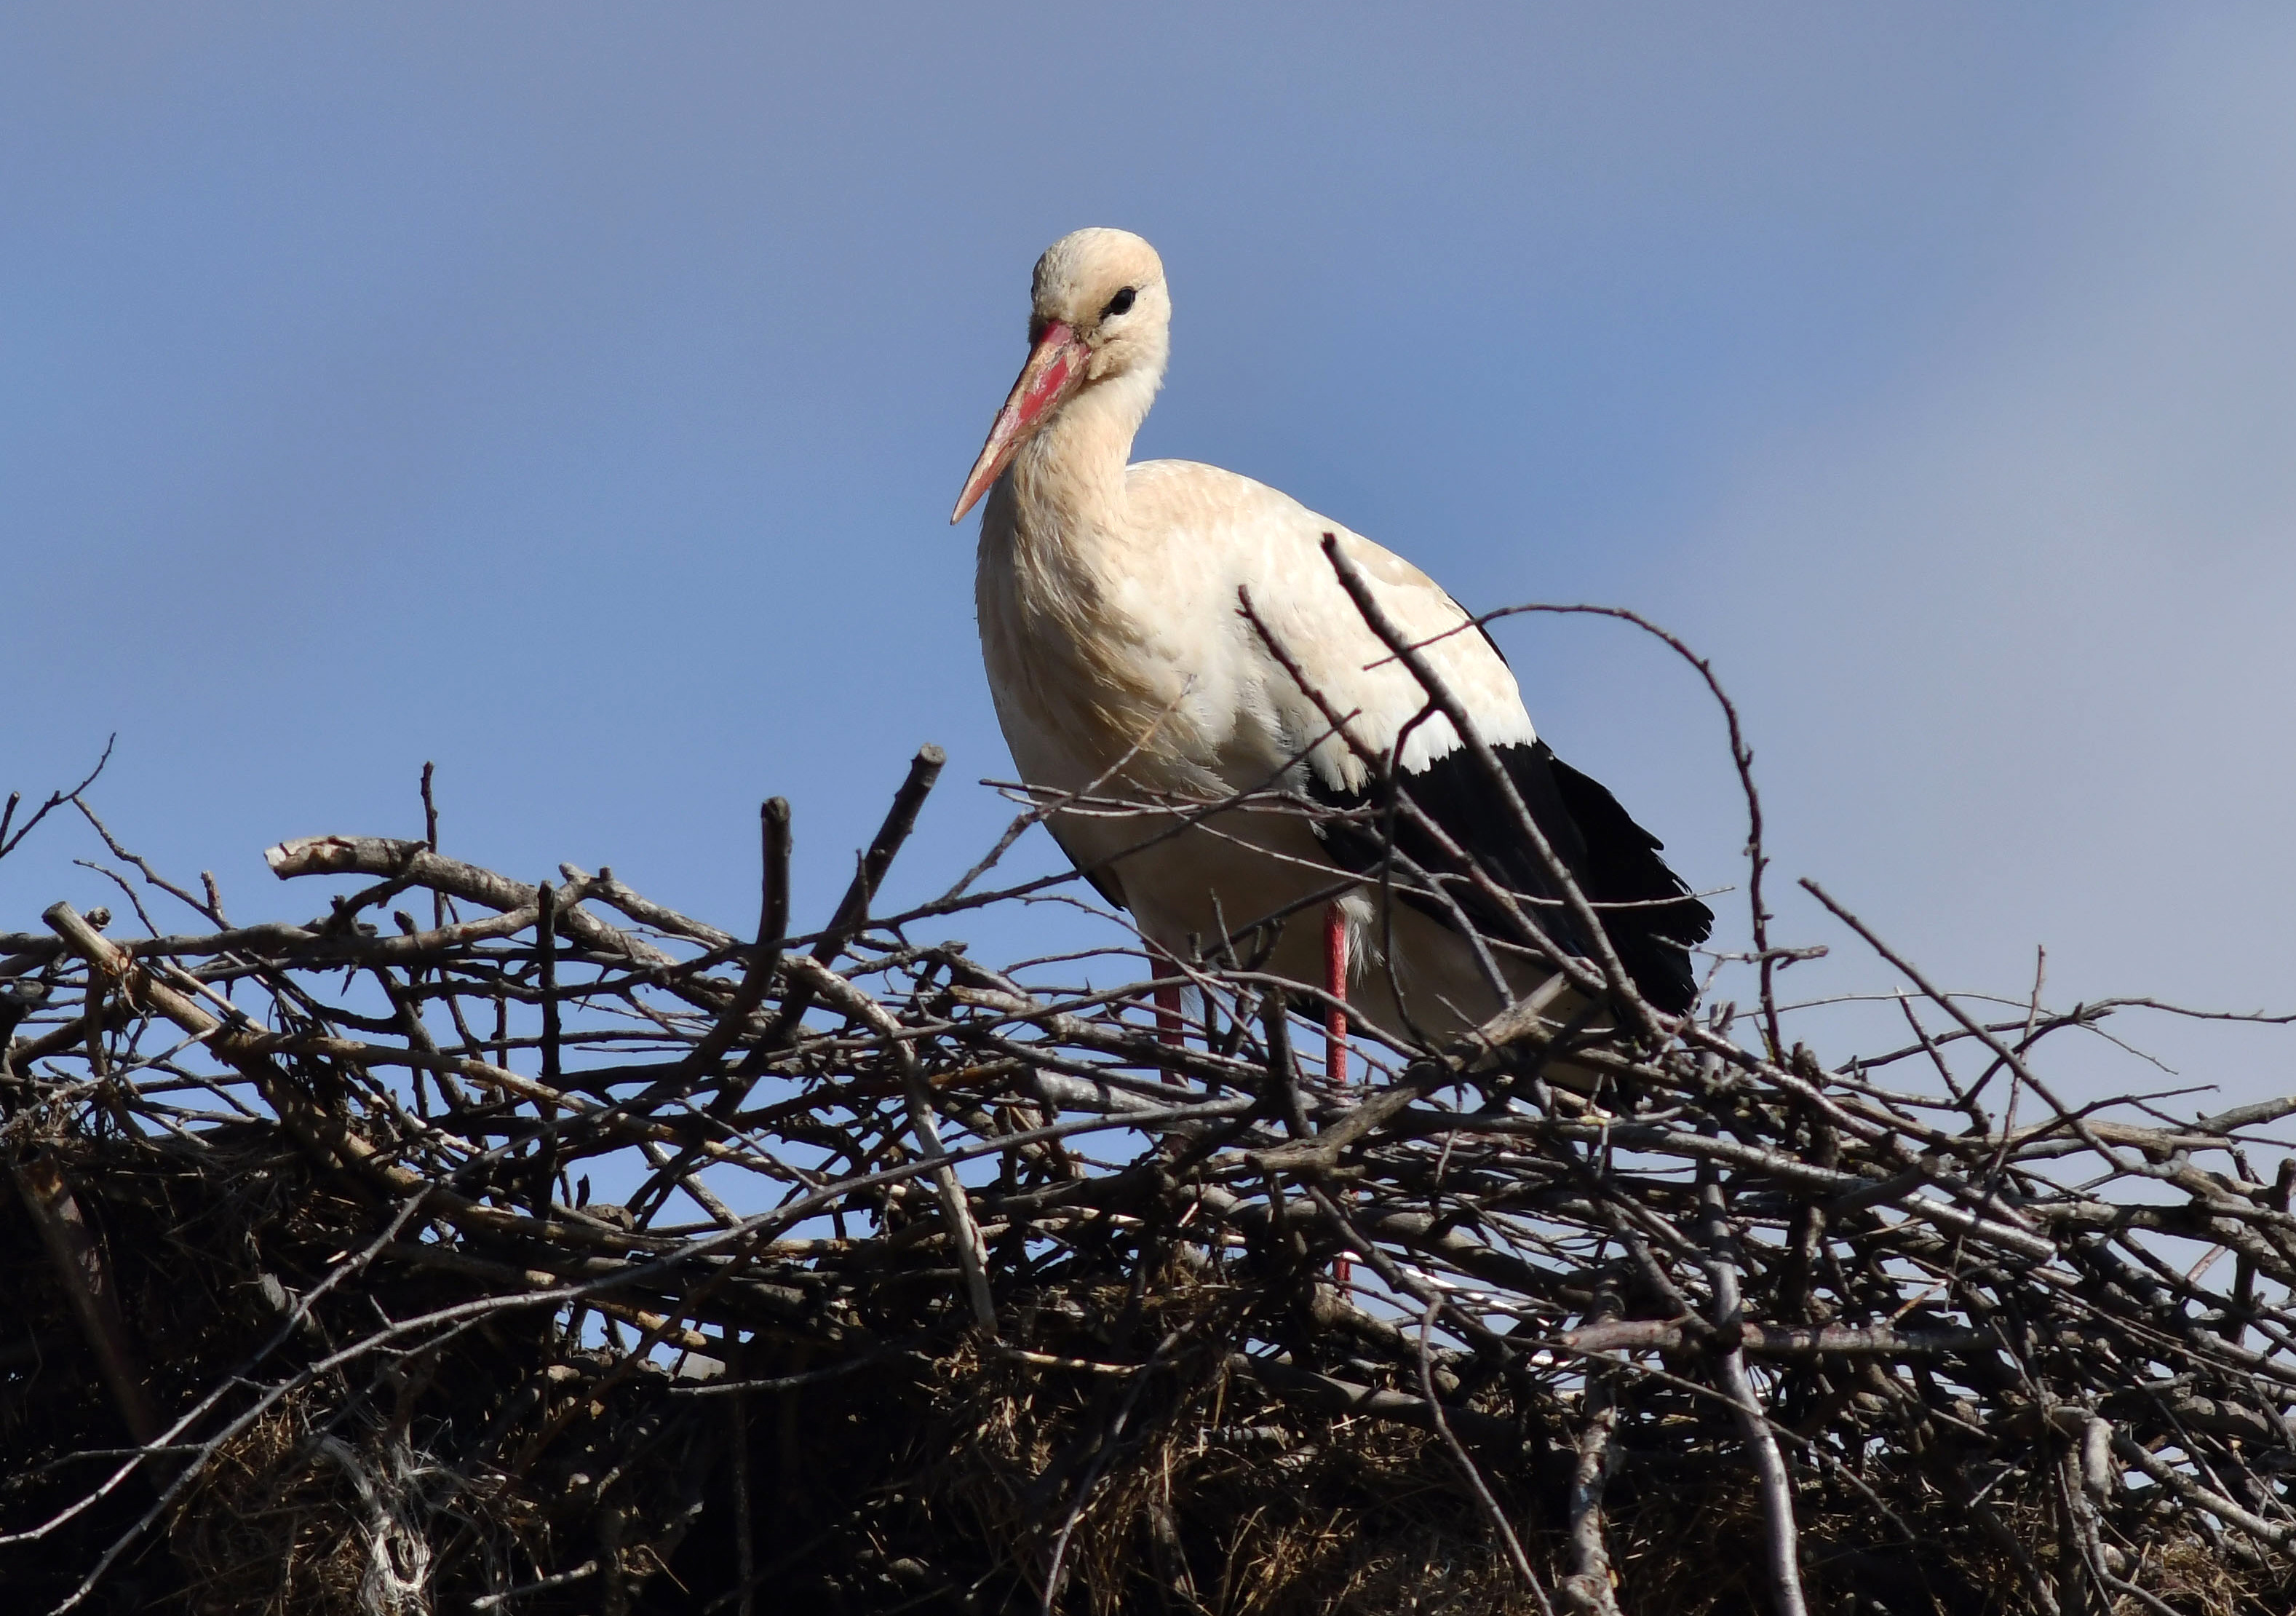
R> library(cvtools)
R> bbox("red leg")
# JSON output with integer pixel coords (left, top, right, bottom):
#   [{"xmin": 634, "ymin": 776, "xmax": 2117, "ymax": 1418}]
[
  {"xmin": 1152, "ymin": 967, "xmax": 1185, "ymax": 1090},
  {"xmin": 1153, "ymin": 978, "xmax": 1184, "ymax": 1048}
]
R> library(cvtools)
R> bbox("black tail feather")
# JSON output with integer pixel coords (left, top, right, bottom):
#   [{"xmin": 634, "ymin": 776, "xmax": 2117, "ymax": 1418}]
[{"xmin": 1309, "ymin": 740, "xmax": 1712, "ymax": 1017}]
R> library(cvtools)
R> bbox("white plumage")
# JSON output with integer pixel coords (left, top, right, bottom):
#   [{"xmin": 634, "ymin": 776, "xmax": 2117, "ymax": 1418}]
[{"xmin": 955, "ymin": 229, "xmax": 1709, "ymax": 1042}]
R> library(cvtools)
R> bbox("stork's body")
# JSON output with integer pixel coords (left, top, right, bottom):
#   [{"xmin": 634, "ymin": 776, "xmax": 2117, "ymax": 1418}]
[{"xmin": 957, "ymin": 229, "xmax": 1710, "ymax": 1043}]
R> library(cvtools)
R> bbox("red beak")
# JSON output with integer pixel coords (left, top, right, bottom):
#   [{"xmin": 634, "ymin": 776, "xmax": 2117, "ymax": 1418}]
[{"xmin": 950, "ymin": 321, "xmax": 1091, "ymax": 523}]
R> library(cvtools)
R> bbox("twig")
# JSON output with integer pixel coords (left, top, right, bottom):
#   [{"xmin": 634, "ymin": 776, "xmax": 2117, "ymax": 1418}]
[
  {"xmin": 7, "ymin": 1152, "xmax": 159, "ymax": 1446},
  {"xmin": 0, "ymin": 736, "xmax": 114, "ymax": 863},
  {"xmin": 1418, "ymin": 1296, "xmax": 1557, "ymax": 1616},
  {"xmin": 6, "ymin": 702, "xmax": 2295, "ymax": 1615},
  {"xmin": 1699, "ymin": 1159, "xmax": 1809, "ymax": 1616}
]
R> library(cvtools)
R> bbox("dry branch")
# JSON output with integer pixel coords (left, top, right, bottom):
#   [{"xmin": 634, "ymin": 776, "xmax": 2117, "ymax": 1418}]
[{"xmin": 1, "ymin": 635, "xmax": 2292, "ymax": 1616}]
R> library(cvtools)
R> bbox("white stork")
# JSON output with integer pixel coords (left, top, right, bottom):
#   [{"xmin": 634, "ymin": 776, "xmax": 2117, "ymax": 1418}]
[{"xmin": 953, "ymin": 228, "xmax": 1710, "ymax": 1058}]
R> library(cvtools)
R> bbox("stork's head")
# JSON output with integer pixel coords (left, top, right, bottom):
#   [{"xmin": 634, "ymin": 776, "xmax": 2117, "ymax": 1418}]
[{"xmin": 951, "ymin": 228, "xmax": 1170, "ymax": 523}]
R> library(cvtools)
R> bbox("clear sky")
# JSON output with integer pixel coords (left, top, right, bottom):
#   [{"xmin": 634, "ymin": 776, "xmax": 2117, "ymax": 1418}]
[{"xmin": 5, "ymin": 5, "xmax": 2292, "ymax": 1101}]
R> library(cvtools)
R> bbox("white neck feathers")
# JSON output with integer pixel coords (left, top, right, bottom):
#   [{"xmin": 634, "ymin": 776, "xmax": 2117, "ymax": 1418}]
[{"xmin": 1005, "ymin": 363, "xmax": 1162, "ymax": 539}]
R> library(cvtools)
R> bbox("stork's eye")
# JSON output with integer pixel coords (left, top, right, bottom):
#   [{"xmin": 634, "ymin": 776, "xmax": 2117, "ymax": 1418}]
[{"xmin": 1103, "ymin": 287, "xmax": 1137, "ymax": 319}]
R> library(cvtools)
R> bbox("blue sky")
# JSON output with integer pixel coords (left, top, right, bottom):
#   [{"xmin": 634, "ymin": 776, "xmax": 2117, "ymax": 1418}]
[{"xmin": 6, "ymin": 5, "xmax": 2292, "ymax": 1099}]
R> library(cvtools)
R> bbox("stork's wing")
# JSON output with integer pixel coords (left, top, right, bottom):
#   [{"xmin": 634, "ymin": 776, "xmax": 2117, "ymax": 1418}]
[{"xmin": 1308, "ymin": 738, "xmax": 1712, "ymax": 1016}]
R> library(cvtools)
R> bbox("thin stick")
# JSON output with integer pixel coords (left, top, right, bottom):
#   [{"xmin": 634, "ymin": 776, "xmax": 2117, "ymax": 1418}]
[
  {"xmin": 688, "ymin": 797, "xmax": 791, "ymax": 1111},
  {"xmin": 422, "ymin": 759, "xmax": 443, "ymax": 929},
  {"xmin": 9, "ymin": 1154, "xmax": 160, "ymax": 1447},
  {"xmin": 0, "ymin": 734, "xmax": 114, "ymax": 862},
  {"xmin": 536, "ymin": 882, "xmax": 560, "ymax": 1090},
  {"xmin": 1561, "ymin": 1374, "xmax": 1624, "ymax": 1615},
  {"xmin": 1699, "ymin": 1160, "xmax": 1808, "ymax": 1616},
  {"xmin": 752, "ymin": 745, "xmax": 944, "ymax": 1053},
  {"xmin": 1417, "ymin": 1298, "xmax": 1557, "ymax": 1616}
]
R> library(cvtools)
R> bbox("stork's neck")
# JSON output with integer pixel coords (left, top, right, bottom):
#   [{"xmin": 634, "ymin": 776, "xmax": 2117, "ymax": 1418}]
[{"xmin": 1005, "ymin": 365, "xmax": 1159, "ymax": 539}]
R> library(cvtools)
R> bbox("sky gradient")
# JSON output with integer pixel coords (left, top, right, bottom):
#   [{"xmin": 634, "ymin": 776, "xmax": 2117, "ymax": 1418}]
[{"xmin": 6, "ymin": 5, "xmax": 2292, "ymax": 1101}]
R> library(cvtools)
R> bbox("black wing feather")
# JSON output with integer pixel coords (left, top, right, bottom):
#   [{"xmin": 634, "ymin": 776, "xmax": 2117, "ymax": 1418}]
[
  {"xmin": 1044, "ymin": 825, "xmax": 1129, "ymax": 912},
  {"xmin": 1309, "ymin": 740, "xmax": 1712, "ymax": 1015}
]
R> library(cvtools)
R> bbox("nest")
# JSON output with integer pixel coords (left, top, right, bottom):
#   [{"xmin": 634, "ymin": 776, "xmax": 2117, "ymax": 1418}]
[{"xmin": 4, "ymin": 625, "xmax": 2296, "ymax": 1615}]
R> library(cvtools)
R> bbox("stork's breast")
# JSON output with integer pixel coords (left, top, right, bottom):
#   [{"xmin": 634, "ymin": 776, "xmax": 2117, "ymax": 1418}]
[{"xmin": 977, "ymin": 535, "xmax": 1228, "ymax": 794}]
